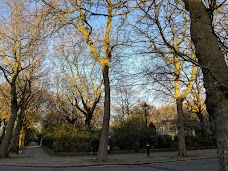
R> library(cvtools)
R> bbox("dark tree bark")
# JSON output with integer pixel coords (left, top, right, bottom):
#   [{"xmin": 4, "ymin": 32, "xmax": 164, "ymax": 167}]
[
  {"xmin": 71, "ymin": 92, "xmax": 101, "ymax": 129},
  {"xmin": 185, "ymin": 1, "xmax": 228, "ymax": 170},
  {"xmin": 85, "ymin": 112, "xmax": 93, "ymax": 129},
  {"xmin": 9, "ymin": 106, "xmax": 25, "ymax": 152},
  {"xmin": 176, "ymin": 98, "xmax": 187, "ymax": 157},
  {"xmin": 0, "ymin": 80, "xmax": 18, "ymax": 158},
  {"xmin": 96, "ymin": 64, "xmax": 110, "ymax": 163}
]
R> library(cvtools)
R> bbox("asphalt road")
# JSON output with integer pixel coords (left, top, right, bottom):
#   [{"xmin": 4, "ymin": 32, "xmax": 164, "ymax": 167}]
[{"xmin": 0, "ymin": 158, "xmax": 218, "ymax": 171}]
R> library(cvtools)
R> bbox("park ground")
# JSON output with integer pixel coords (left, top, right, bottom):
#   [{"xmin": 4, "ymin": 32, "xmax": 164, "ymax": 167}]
[{"xmin": 0, "ymin": 142, "xmax": 217, "ymax": 167}]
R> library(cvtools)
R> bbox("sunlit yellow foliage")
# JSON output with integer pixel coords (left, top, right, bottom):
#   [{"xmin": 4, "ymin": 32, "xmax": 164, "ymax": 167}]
[{"xmin": 44, "ymin": 123, "xmax": 100, "ymax": 152}]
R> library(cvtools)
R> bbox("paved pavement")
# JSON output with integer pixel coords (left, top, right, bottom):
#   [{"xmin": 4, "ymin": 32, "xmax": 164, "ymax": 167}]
[{"xmin": 0, "ymin": 142, "xmax": 217, "ymax": 167}]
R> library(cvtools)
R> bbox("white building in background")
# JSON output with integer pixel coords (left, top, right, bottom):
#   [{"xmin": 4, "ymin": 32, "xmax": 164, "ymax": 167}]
[
  {"xmin": 155, "ymin": 119, "xmax": 197, "ymax": 139},
  {"xmin": 155, "ymin": 119, "xmax": 178, "ymax": 139}
]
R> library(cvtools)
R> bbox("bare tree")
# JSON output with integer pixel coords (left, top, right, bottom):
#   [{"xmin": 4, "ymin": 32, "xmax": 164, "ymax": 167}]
[
  {"xmin": 53, "ymin": 32, "xmax": 103, "ymax": 129},
  {"xmin": 9, "ymin": 51, "xmax": 46, "ymax": 152},
  {"xmin": 0, "ymin": 0, "xmax": 46, "ymax": 158},
  {"xmin": 42, "ymin": 0, "xmax": 144, "ymax": 162},
  {"xmin": 112, "ymin": 85, "xmax": 135, "ymax": 121},
  {"xmin": 135, "ymin": 1, "xmax": 196, "ymax": 157}
]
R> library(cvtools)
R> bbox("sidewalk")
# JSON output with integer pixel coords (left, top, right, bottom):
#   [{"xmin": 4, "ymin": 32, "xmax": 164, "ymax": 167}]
[{"xmin": 0, "ymin": 143, "xmax": 217, "ymax": 167}]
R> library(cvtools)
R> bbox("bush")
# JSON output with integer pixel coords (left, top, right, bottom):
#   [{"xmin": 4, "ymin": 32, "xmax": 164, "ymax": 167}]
[
  {"xmin": 110, "ymin": 117, "xmax": 157, "ymax": 151},
  {"xmin": 53, "ymin": 138, "xmax": 91, "ymax": 152},
  {"xmin": 196, "ymin": 137, "xmax": 216, "ymax": 146},
  {"xmin": 186, "ymin": 136, "xmax": 216, "ymax": 147},
  {"xmin": 42, "ymin": 123, "xmax": 100, "ymax": 152},
  {"xmin": 153, "ymin": 135, "xmax": 176, "ymax": 148}
]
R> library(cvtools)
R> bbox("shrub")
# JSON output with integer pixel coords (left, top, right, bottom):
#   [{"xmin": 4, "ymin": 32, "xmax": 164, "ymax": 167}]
[
  {"xmin": 153, "ymin": 134, "xmax": 176, "ymax": 148},
  {"xmin": 186, "ymin": 136, "xmax": 216, "ymax": 147},
  {"xmin": 42, "ymin": 123, "xmax": 100, "ymax": 152},
  {"xmin": 110, "ymin": 117, "xmax": 157, "ymax": 151}
]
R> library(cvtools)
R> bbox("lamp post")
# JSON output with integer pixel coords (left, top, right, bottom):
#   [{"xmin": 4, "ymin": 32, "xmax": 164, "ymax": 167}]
[{"xmin": 142, "ymin": 102, "xmax": 149, "ymax": 127}]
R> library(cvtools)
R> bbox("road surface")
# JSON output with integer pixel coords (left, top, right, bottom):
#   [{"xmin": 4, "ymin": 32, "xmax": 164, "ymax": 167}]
[{"xmin": 0, "ymin": 158, "xmax": 218, "ymax": 171}]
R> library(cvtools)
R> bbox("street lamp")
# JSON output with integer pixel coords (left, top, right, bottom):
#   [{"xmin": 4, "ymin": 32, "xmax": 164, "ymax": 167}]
[{"xmin": 142, "ymin": 102, "xmax": 149, "ymax": 127}]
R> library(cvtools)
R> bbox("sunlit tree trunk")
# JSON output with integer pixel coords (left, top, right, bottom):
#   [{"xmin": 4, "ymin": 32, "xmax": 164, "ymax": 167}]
[
  {"xmin": 185, "ymin": 1, "xmax": 228, "ymax": 170},
  {"xmin": 0, "ymin": 79, "xmax": 18, "ymax": 158},
  {"xmin": 19, "ymin": 127, "xmax": 26, "ymax": 148},
  {"xmin": 9, "ymin": 105, "xmax": 25, "ymax": 152}
]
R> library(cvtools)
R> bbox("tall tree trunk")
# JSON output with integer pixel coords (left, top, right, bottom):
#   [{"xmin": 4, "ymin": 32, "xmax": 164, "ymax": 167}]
[
  {"xmin": 176, "ymin": 98, "xmax": 186, "ymax": 157},
  {"xmin": 9, "ymin": 107, "xmax": 25, "ymax": 152},
  {"xmin": 209, "ymin": 114, "xmax": 216, "ymax": 140},
  {"xmin": 96, "ymin": 64, "xmax": 110, "ymax": 163},
  {"xmin": 0, "ymin": 82, "xmax": 18, "ymax": 158},
  {"xmin": 186, "ymin": 1, "xmax": 228, "ymax": 170},
  {"xmin": 19, "ymin": 127, "xmax": 26, "ymax": 148},
  {"xmin": 9, "ymin": 126, "xmax": 19, "ymax": 152},
  {"xmin": 204, "ymin": 77, "xmax": 228, "ymax": 170}
]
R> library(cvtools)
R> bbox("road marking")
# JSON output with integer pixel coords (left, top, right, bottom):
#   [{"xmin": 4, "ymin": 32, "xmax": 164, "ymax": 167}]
[{"xmin": 202, "ymin": 164, "xmax": 218, "ymax": 168}]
